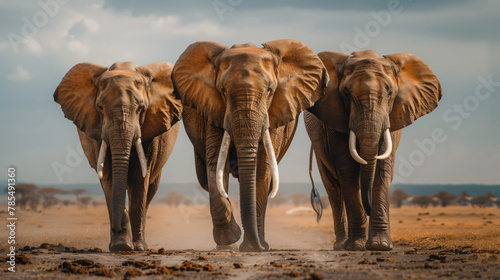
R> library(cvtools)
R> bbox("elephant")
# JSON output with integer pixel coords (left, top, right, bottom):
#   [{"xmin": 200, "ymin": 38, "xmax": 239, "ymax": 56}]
[
  {"xmin": 172, "ymin": 40, "xmax": 328, "ymax": 252},
  {"xmin": 305, "ymin": 50, "xmax": 442, "ymax": 251},
  {"xmin": 54, "ymin": 61, "xmax": 182, "ymax": 251}
]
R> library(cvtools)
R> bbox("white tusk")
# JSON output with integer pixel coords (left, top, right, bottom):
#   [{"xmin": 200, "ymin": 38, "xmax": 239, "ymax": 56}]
[
  {"xmin": 375, "ymin": 129, "xmax": 393, "ymax": 160},
  {"xmin": 135, "ymin": 138, "xmax": 148, "ymax": 178},
  {"xmin": 349, "ymin": 130, "xmax": 367, "ymax": 165},
  {"xmin": 263, "ymin": 129, "xmax": 279, "ymax": 198},
  {"xmin": 97, "ymin": 141, "xmax": 107, "ymax": 179},
  {"xmin": 216, "ymin": 131, "xmax": 231, "ymax": 199}
]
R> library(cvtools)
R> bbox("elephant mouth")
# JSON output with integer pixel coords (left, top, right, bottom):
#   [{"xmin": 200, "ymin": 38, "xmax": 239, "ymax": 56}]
[{"xmin": 215, "ymin": 129, "xmax": 280, "ymax": 199}]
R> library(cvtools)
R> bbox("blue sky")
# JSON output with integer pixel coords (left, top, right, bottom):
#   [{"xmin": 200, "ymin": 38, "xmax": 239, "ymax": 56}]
[{"xmin": 0, "ymin": 0, "xmax": 499, "ymax": 185}]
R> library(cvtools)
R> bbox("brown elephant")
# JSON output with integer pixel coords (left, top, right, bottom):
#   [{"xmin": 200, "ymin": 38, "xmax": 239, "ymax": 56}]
[
  {"xmin": 54, "ymin": 61, "xmax": 182, "ymax": 251},
  {"xmin": 172, "ymin": 40, "xmax": 328, "ymax": 252},
  {"xmin": 305, "ymin": 50, "xmax": 441, "ymax": 251}
]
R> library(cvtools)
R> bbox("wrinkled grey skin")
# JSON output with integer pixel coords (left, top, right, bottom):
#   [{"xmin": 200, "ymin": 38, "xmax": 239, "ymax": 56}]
[{"xmin": 306, "ymin": 50, "xmax": 441, "ymax": 251}]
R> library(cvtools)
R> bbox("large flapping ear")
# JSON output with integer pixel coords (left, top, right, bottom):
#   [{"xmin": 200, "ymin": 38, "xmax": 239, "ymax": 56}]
[
  {"xmin": 263, "ymin": 39, "xmax": 329, "ymax": 129},
  {"xmin": 384, "ymin": 53, "xmax": 442, "ymax": 131},
  {"xmin": 172, "ymin": 41, "xmax": 228, "ymax": 127},
  {"xmin": 307, "ymin": 51, "xmax": 351, "ymax": 133},
  {"xmin": 53, "ymin": 63, "xmax": 108, "ymax": 140},
  {"xmin": 137, "ymin": 62, "xmax": 182, "ymax": 141}
]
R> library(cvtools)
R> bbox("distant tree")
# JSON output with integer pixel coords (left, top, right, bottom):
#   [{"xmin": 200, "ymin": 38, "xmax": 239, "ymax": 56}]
[
  {"xmin": 411, "ymin": 195, "xmax": 435, "ymax": 208},
  {"xmin": 4, "ymin": 183, "xmax": 38, "ymax": 210},
  {"xmin": 39, "ymin": 186, "xmax": 66, "ymax": 208},
  {"xmin": 61, "ymin": 199, "xmax": 72, "ymax": 207},
  {"xmin": 434, "ymin": 191, "xmax": 457, "ymax": 207},
  {"xmin": 391, "ymin": 189, "xmax": 409, "ymax": 208},
  {"xmin": 471, "ymin": 192, "xmax": 497, "ymax": 208},
  {"xmin": 78, "ymin": 196, "xmax": 93, "ymax": 209},
  {"xmin": 289, "ymin": 193, "xmax": 308, "ymax": 206},
  {"xmin": 161, "ymin": 191, "xmax": 189, "ymax": 206},
  {"xmin": 27, "ymin": 194, "xmax": 40, "ymax": 211},
  {"xmin": 457, "ymin": 190, "xmax": 472, "ymax": 206}
]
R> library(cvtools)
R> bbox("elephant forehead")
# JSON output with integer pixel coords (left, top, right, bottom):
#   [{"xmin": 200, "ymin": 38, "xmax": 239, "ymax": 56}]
[
  {"xmin": 220, "ymin": 48, "xmax": 274, "ymax": 64},
  {"xmin": 344, "ymin": 58, "xmax": 394, "ymax": 76},
  {"xmin": 109, "ymin": 61, "xmax": 138, "ymax": 71},
  {"xmin": 100, "ymin": 70, "xmax": 144, "ymax": 83}
]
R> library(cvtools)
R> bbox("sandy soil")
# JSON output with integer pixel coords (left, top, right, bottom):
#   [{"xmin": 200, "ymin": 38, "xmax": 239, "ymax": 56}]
[{"xmin": 1, "ymin": 203, "xmax": 499, "ymax": 279}]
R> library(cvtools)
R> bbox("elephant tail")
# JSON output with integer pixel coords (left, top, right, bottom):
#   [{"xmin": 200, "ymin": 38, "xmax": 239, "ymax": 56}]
[{"xmin": 309, "ymin": 144, "xmax": 323, "ymax": 223}]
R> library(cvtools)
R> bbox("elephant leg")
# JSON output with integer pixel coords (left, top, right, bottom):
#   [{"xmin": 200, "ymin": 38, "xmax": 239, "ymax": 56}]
[
  {"xmin": 316, "ymin": 158, "xmax": 347, "ymax": 250},
  {"xmin": 206, "ymin": 126, "xmax": 241, "ymax": 249},
  {"xmin": 128, "ymin": 171, "xmax": 149, "ymax": 251},
  {"xmin": 332, "ymin": 132, "xmax": 368, "ymax": 251},
  {"xmin": 366, "ymin": 131, "xmax": 400, "ymax": 251},
  {"xmin": 101, "ymin": 179, "xmax": 133, "ymax": 251}
]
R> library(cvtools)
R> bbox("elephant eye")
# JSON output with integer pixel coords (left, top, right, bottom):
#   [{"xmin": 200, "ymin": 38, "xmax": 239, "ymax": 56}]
[
  {"xmin": 97, "ymin": 104, "xmax": 103, "ymax": 110},
  {"xmin": 388, "ymin": 89, "xmax": 393, "ymax": 96},
  {"xmin": 138, "ymin": 102, "xmax": 145, "ymax": 113},
  {"xmin": 267, "ymin": 85, "xmax": 273, "ymax": 95},
  {"xmin": 343, "ymin": 89, "xmax": 351, "ymax": 96}
]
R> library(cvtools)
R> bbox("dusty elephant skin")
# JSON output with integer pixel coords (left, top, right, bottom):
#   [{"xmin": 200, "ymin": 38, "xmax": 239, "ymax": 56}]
[
  {"xmin": 306, "ymin": 50, "xmax": 442, "ymax": 251},
  {"xmin": 53, "ymin": 61, "xmax": 182, "ymax": 251},
  {"xmin": 172, "ymin": 39, "xmax": 328, "ymax": 252}
]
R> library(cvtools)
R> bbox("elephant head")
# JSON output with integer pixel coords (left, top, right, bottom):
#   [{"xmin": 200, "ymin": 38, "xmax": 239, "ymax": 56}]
[
  {"xmin": 173, "ymin": 40, "xmax": 327, "ymax": 251},
  {"xmin": 309, "ymin": 50, "xmax": 441, "ymax": 215},
  {"xmin": 54, "ymin": 62, "xmax": 181, "ymax": 238}
]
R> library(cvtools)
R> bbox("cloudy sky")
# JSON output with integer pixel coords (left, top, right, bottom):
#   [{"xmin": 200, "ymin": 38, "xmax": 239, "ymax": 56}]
[{"xmin": 0, "ymin": 0, "xmax": 499, "ymax": 186}]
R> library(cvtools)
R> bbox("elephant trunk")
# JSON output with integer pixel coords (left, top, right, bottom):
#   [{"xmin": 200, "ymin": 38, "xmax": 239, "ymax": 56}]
[
  {"xmin": 231, "ymin": 109, "xmax": 265, "ymax": 252},
  {"xmin": 108, "ymin": 127, "xmax": 134, "ymax": 235},
  {"xmin": 350, "ymin": 113, "xmax": 388, "ymax": 216}
]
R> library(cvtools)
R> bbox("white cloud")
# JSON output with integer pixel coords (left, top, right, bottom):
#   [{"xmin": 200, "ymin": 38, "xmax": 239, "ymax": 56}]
[
  {"xmin": 9, "ymin": 65, "xmax": 32, "ymax": 81},
  {"xmin": 67, "ymin": 39, "xmax": 89, "ymax": 55}
]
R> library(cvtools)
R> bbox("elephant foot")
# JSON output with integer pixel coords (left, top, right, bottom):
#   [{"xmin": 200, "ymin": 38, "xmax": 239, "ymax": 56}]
[
  {"xmin": 215, "ymin": 243, "xmax": 238, "ymax": 251},
  {"xmin": 239, "ymin": 238, "xmax": 269, "ymax": 252},
  {"xmin": 213, "ymin": 216, "xmax": 242, "ymax": 246},
  {"xmin": 366, "ymin": 234, "xmax": 393, "ymax": 251},
  {"xmin": 333, "ymin": 238, "xmax": 347, "ymax": 250},
  {"xmin": 133, "ymin": 239, "xmax": 148, "ymax": 251},
  {"xmin": 345, "ymin": 237, "xmax": 367, "ymax": 251},
  {"xmin": 109, "ymin": 228, "xmax": 133, "ymax": 252}
]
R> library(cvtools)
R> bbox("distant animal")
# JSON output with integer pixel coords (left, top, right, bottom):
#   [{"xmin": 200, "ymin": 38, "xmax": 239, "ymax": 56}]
[
  {"xmin": 408, "ymin": 195, "xmax": 439, "ymax": 208},
  {"xmin": 305, "ymin": 50, "xmax": 441, "ymax": 251},
  {"xmin": 54, "ymin": 62, "xmax": 182, "ymax": 251}
]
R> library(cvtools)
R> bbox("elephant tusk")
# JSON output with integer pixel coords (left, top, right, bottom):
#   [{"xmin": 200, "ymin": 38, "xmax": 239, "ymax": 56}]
[
  {"xmin": 97, "ymin": 140, "xmax": 107, "ymax": 179},
  {"xmin": 375, "ymin": 129, "xmax": 393, "ymax": 160},
  {"xmin": 216, "ymin": 131, "xmax": 231, "ymax": 199},
  {"xmin": 349, "ymin": 130, "xmax": 367, "ymax": 165},
  {"xmin": 135, "ymin": 138, "xmax": 148, "ymax": 178},
  {"xmin": 263, "ymin": 129, "xmax": 279, "ymax": 198}
]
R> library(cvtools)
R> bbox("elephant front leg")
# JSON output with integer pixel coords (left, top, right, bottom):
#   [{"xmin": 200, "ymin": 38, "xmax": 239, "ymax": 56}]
[
  {"xmin": 366, "ymin": 157, "xmax": 393, "ymax": 251},
  {"xmin": 207, "ymin": 162, "xmax": 241, "ymax": 249},
  {"xmin": 100, "ymin": 179, "xmax": 133, "ymax": 251},
  {"xmin": 206, "ymin": 128, "xmax": 241, "ymax": 249}
]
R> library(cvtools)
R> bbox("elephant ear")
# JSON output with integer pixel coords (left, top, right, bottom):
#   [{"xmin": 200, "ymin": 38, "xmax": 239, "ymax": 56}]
[
  {"xmin": 172, "ymin": 41, "xmax": 228, "ymax": 127},
  {"xmin": 137, "ymin": 62, "xmax": 182, "ymax": 141},
  {"xmin": 263, "ymin": 39, "xmax": 329, "ymax": 129},
  {"xmin": 53, "ymin": 62, "xmax": 108, "ymax": 140},
  {"xmin": 307, "ymin": 51, "xmax": 351, "ymax": 133},
  {"xmin": 384, "ymin": 53, "xmax": 442, "ymax": 131}
]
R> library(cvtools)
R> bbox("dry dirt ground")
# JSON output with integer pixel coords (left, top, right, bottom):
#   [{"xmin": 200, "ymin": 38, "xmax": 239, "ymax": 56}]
[{"xmin": 1, "ymin": 203, "xmax": 499, "ymax": 279}]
